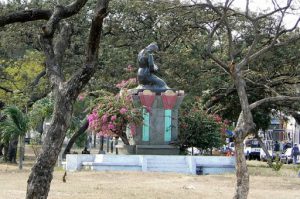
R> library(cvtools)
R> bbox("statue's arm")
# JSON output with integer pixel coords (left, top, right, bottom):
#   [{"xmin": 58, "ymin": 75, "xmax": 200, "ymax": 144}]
[{"xmin": 148, "ymin": 53, "xmax": 158, "ymax": 72}]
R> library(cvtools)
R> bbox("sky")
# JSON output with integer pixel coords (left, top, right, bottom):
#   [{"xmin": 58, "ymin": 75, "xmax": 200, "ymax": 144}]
[
  {"xmin": 233, "ymin": 0, "xmax": 299, "ymax": 28},
  {"xmin": 181, "ymin": 0, "xmax": 300, "ymax": 28}
]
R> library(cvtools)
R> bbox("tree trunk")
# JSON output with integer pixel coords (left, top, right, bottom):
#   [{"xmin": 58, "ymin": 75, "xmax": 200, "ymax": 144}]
[
  {"xmin": 99, "ymin": 136, "xmax": 104, "ymax": 153},
  {"xmin": 8, "ymin": 137, "xmax": 18, "ymax": 163},
  {"xmin": 63, "ymin": 120, "xmax": 89, "ymax": 158},
  {"xmin": 0, "ymin": 143, "xmax": 4, "ymax": 156},
  {"xmin": 119, "ymin": 129, "xmax": 130, "ymax": 145},
  {"xmin": 26, "ymin": 95, "xmax": 72, "ymax": 199},
  {"xmin": 120, "ymin": 135, "xmax": 130, "ymax": 145},
  {"xmin": 233, "ymin": 137, "xmax": 249, "ymax": 199},
  {"xmin": 23, "ymin": 1, "xmax": 109, "ymax": 198},
  {"xmin": 232, "ymin": 70, "xmax": 254, "ymax": 199},
  {"xmin": 256, "ymin": 136, "xmax": 273, "ymax": 167},
  {"xmin": 3, "ymin": 143, "xmax": 8, "ymax": 161},
  {"xmin": 36, "ymin": 118, "xmax": 44, "ymax": 134},
  {"xmin": 18, "ymin": 135, "xmax": 25, "ymax": 170}
]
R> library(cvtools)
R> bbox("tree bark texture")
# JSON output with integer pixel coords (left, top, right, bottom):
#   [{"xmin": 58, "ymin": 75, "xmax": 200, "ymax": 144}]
[
  {"xmin": 26, "ymin": 93, "xmax": 72, "ymax": 198},
  {"xmin": 24, "ymin": 0, "xmax": 110, "ymax": 198},
  {"xmin": 2, "ymin": 144, "xmax": 8, "ymax": 161},
  {"xmin": 232, "ymin": 70, "xmax": 255, "ymax": 199},
  {"xmin": 202, "ymin": 2, "xmax": 300, "ymax": 199},
  {"xmin": 233, "ymin": 137, "xmax": 249, "ymax": 199},
  {"xmin": 18, "ymin": 135, "xmax": 25, "ymax": 170},
  {"xmin": 8, "ymin": 137, "xmax": 18, "ymax": 163},
  {"xmin": 0, "ymin": 143, "xmax": 4, "ymax": 156}
]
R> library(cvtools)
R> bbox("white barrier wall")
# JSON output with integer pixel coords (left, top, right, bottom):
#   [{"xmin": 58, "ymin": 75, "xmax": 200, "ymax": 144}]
[{"xmin": 66, "ymin": 154, "xmax": 235, "ymax": 175}]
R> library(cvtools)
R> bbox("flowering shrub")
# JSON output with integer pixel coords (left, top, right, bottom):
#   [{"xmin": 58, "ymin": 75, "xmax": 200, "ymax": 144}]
[
  {"xmin": 115, "ymin": 78, "xmax": 137, "ymax": 89},
  {"xmin": 87, "ymin": 90, "xmax": 143, "ymax": 142},
  {"xmin": 179, "ymin": 100, "xmax": 228, "ymax": 151}
]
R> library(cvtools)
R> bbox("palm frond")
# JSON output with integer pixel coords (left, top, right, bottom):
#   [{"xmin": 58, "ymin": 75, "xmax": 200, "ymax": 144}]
[{"xmin": 0, "ymin": 106, "xmax": 28, "ymax": 138}]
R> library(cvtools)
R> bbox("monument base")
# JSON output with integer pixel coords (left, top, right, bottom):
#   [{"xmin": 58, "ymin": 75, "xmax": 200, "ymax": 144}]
[
  {"xmin": 115, "ymin": 145, "xmax": 136, "ymax": 155},
  {"xmin": 136, "ymin": 145, "xmax": 179, "ymax": 155},
  {"xmin": 116, "ymin": 145, "xmax": 179, "ymax": 155}
]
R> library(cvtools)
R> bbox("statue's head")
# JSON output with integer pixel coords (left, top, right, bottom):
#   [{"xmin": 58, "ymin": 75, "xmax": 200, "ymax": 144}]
[{"xmin": 146, "ymin": 42, "xmax": 159, "ymax": 53}]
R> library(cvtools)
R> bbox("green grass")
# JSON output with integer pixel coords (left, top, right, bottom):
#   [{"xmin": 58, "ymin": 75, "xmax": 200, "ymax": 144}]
[{"xmin": 247, "ymin": 160, "xmax": 299, "ymax": 177}]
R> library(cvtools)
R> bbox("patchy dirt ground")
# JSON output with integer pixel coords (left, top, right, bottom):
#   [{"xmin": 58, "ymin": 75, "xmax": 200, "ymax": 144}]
[{"xmin": 0, "ymin": 147, "xmax": 299, "ymax": 199}]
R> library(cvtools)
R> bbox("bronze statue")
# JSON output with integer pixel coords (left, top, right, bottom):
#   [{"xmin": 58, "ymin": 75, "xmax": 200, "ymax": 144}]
[{"xmin": 137, "ymin": 42, "xmax": 169, "ymax": 90}]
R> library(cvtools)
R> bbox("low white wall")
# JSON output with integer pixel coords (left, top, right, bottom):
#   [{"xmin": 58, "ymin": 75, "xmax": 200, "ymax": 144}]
[
  {"xmin": 66, "ymin": 154, "xmax": 95, "ymax": 171},
  {"xmin": 66, "ymin": 154, "xmax": 235, "ymax": 175}
]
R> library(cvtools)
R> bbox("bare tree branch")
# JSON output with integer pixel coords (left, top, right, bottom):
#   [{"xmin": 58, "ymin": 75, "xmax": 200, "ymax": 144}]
[
  {"xmin": 0, "ymin": 9, "xmax": 52, "ymax": 27},
  {"xmin": 244, "ymin": 77, "xmax": 281, "ymax": 96},
  {"xmin": 30, "ymin": 70, "xmax": 46, "ymax": 87},
  {"xmin": 207, "ymin": 53, "xmax": 230, "ymax": 74},
  {"xmin": 27, "ymin": 90, "xmax": 50, "ymax": 107},
  {"xmin": 238, "ymin": 1, "xmax": 293, "ymax": 69},
  {"xmin": 221, "ymin": 0, "xmax": 235, "ymax": 61},
  {"xmin": 38, "ymin": 0, "xmax": 89, "ymax": 88},
  {"xmin": 54, "ymin": 21, "xmax": 73, "ymax": 65},
  {"xmin": 245, "ymin": 0, "xmax": 249, "ymax": 17},
  {"xmin": 66, "ymin": 0, "xmax": 109, "ymax": 100},
  {"xmin": 255, "ymin": 4, "xmax": 291, "ymax": 21},
  {"xmin": 250, "ymin": 96, "xmax": 300, "ymax": 110},
  {"xmin": 39, "ymin": 35, "xmax": 64, "ymax": 86},
  {"xmin": 204, "ymin": 0, "xmax": 230, "ymax": 73},
  {"xmin": 42, "ymin": 0, "xmax": 88, "ymax": 37}
]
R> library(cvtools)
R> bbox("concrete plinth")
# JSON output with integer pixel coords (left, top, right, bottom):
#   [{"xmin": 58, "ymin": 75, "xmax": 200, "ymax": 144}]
[
  {"xmin": 126, "ymin": 90, "xmax": 184, "ymax": 155},
  {"xmin": 135, "ymin": 145, "xmax": 179, "ymax": 155}
]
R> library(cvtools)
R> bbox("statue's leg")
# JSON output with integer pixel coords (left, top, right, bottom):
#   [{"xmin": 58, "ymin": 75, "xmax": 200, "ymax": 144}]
[{"xmin": 150, "ymin": 74, "xmax": 169, "ymax": 88}]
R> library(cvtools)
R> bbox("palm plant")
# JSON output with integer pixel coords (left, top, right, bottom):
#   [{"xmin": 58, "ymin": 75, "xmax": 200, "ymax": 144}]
[
  {"xmin": 0, "ymin": 106, "xmax": 28, "ymax": 163},
  {"xmin": 0, "ymin": 106, "xmax": 28, "ymax": 139}
]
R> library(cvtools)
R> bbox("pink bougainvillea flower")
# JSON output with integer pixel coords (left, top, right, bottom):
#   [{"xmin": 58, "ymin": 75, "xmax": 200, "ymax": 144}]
[
  {"xmin": 78, "ymin": 93, "xmax": 86, "ymax": 101},
  {"xmin": 101, "ymin": 124, "xmax": 108, "ymax": 131},
  {"xmin": 101, "ymin": 114, "xmax": 108, "ymax": 123},
  {"xmin": 108, "ymin": 123, "xmax": 115, "ymax": 130},
  {"xmin": 120, "ymin": 107, "xmax": 128, "ymax": 114},
  {"xmin": 111, "ymin": 115, "xmax": 117, "ymax": 121},
  {"xmin": 130, "ymin": 124, "xmax": 136, "ymax": 136},
  {"xmin": 87, "ymin": 110, "xmax": 99, "ymax": 129},
  {"xmin": 97, "ymin": 131, "xmax": 103, "ymax": 137},
  {"xmin": 214, "ymin": 115, "xmax": 222, "ymax": 123},
  {"xmin": 116, "ymin": 80, "xmax": 126, "ymax": 89},
  {"xmin": 223, "ymin": 119, "xmax": 230, "ymax": 125}
]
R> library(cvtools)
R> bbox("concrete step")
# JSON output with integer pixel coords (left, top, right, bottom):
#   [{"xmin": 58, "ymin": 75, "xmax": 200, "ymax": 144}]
[
  {"xmin": 147, "ymin": 167, "xmax": 190, "ymax": 173},
  {"xmin": 91, "ymin": 165, "xmax": 142, "ymax": 171},
  {"xmin": 147, "ymin": 163, "xmax": 187, "ymax": 168},
  {"xmin": 147, "ymin": 158, "xmax": 186, "ymax": 164}
]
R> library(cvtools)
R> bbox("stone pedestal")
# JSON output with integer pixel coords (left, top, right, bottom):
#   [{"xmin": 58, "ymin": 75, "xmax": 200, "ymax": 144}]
[{"xmin": 127, "ymin": 90, "xmax": 184, "ymax": 155}]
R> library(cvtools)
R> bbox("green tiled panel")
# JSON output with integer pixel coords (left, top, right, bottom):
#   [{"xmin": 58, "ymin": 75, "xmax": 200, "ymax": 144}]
[
  {"xmin": 142, "ymin": 108, "xmax": 150, "ymax": 141},
  {"xmin": 164, "ymin": 109, "xmax": 172, "ymax": 142}
]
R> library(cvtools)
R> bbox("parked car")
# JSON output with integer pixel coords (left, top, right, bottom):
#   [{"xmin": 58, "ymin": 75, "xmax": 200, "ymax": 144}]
[
  {"xmin": 280, "ymin": 148, "xmax": 293, "ymax": 164},
  {"xmin": 244, "ymin": 139, "xmax": 261, "ymax": 160}
]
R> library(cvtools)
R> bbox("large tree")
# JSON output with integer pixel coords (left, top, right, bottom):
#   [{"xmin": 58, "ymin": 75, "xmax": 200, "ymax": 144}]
[
  {"xmin": 0, "ymin": 0, "xmax": 110, "ymax": 198},
  {"xmin": 181, "ymin": 0, "xmax": 300, "ymax": 198}
]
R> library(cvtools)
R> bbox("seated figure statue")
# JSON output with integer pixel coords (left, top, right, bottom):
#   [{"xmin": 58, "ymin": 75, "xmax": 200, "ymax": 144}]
[{"xmin": 137, "ymin": 42, "xmax": 170, "ymax": 91}]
